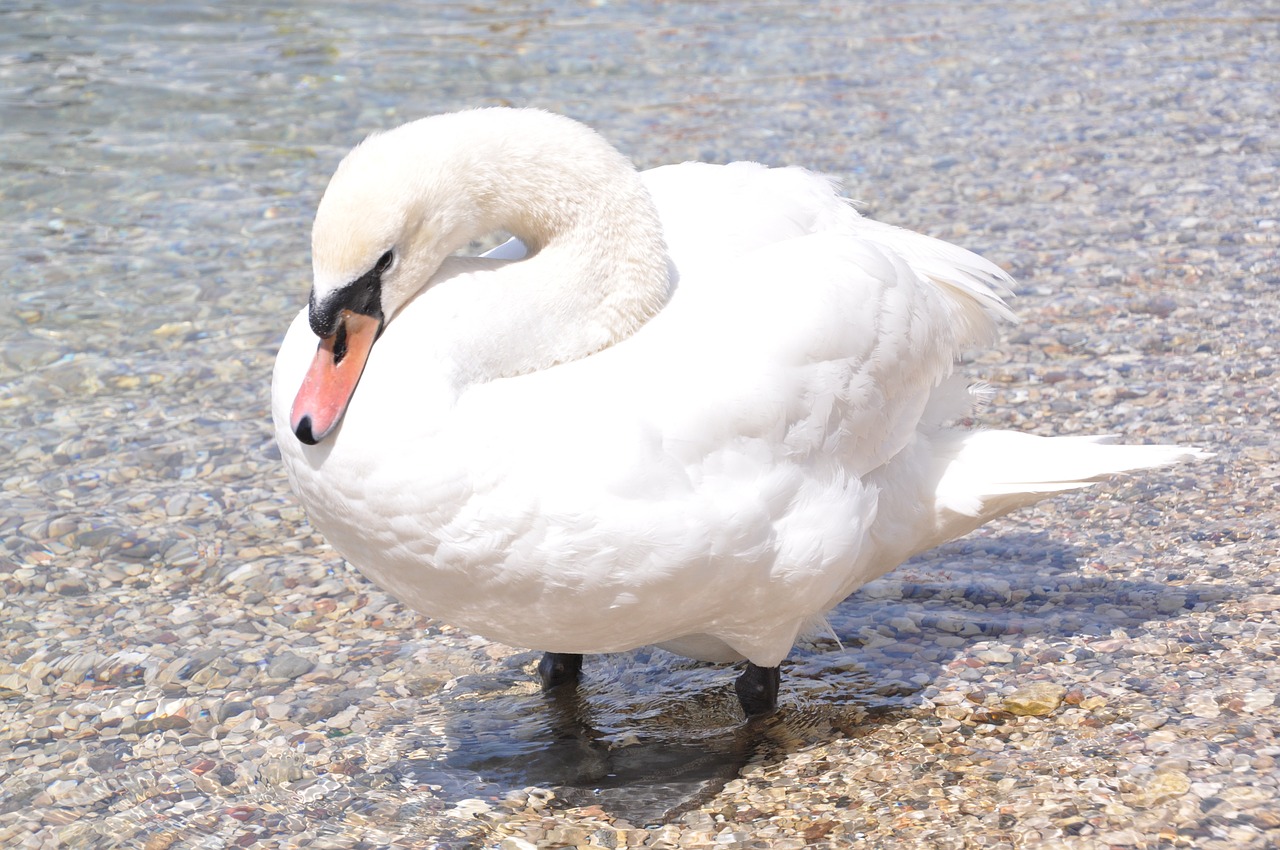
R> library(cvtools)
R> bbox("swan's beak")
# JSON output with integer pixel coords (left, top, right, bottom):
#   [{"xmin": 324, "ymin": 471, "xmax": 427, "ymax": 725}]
[{"xmin": 289, "ymin": 310, "xmax": 381, "ymax": 445}]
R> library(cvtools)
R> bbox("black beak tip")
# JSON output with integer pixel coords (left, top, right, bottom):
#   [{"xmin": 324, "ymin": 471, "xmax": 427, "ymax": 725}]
[{"xmin": 294, "ymin": 415, "xmax": 319, "ymax": 446}]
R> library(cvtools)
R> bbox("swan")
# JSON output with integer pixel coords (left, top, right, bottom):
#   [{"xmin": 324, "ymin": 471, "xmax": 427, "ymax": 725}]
[{"xmin": 271, "ymin": 108, "xmax": 1204, "ymax": 717}]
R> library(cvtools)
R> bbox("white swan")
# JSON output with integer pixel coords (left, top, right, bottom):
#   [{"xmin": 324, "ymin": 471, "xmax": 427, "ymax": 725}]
[{"xmin": 271, "ymin": 108, "xmax": 1204, "ymax": 717}]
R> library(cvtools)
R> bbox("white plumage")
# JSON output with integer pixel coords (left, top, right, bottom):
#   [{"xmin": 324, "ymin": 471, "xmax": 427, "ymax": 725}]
[{"xmin": 271, "ymin": 108, "xmax": 1203, "ymax": 711}]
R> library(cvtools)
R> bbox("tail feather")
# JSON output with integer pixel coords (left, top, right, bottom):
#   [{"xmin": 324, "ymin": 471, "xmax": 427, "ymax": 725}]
[
  {"xmin": 853, "ymin": 217, "xmax": 1020, "ymax": 328},
  {"xmin": 929, "ymin": 430, "xmax": 1210, "ymax": 549}
]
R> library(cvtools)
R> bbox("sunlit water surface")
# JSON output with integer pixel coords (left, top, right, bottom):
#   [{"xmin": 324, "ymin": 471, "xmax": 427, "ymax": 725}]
[{"xmin": 0, "ymin": 0, "xmax": 1250, "ymax": 843}]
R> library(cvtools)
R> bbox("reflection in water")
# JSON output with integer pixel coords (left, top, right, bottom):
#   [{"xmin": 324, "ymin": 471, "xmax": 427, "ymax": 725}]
[
  {"xmin": 400, "ymin": 667, "xmax": 777, "ymax": 825},
  {"xmin": 338, "ymin": 530, "xmax": 1235, "ymax": 830},
  {"xmin": 372, "ymin": 651, "xmax": 882, "ymax": 827},
  {"xmin": 437, "ymin": 692, "xmax": 751, "ymax": 826}
]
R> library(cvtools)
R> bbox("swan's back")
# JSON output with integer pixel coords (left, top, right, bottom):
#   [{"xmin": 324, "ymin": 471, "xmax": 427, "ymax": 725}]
[
  {"xmin": 617, "ymin": 162, "xmax": 1018, "ymax": 476},
  {"xmin": 644, "ymin": 162, "xmax": 858, "ymax": 262},
  {"xmin": 645, "ymin": 160, "xmax": 1014, "ymax": 335}
]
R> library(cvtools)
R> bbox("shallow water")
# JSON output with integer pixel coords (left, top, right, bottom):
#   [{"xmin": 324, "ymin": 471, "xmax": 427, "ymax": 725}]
[
  {"xmin": 2, "ymin": 0, "xmax": 1275, "ymax": 845},
  {"xmin": 3, "ymin": 0, "xmax": 973, "ymax": 833}
]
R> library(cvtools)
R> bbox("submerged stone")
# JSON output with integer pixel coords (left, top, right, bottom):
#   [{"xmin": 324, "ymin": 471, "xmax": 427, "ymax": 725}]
[{"xmin": 1003, "ymin": 682, "xmax": 1067, "ymax": 716}]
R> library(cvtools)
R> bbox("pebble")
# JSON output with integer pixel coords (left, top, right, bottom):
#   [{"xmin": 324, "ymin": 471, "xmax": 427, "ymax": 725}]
[
  {"xmin": 1138, "ymin": 771, "xmax": 1192, "ymax": 807},
  {"xmin": 1240, "ymin": 595, "xmax": 1280, "ymax": 614},
  {"xmin": 266, "ymin": 652, "xmax": 315, "ymax": 681},
  {"xmin": 1242, "ymin": 690, "xmax": 1276, "ymax": 713},
  {"xmin": 1137, "ymin": 712, "xmax": 1169, "ymax": 730},
  {"xmin": 975, "ymin": 648, "xmax": 1014, "ymax": 664},
  {"xmin": 1002, "ymin": 683, "xmax": 1068, "ymax": 717},
  {"xmin": 1185, "ymin": 694, "xmax": 1221, "ymax": 719},
  {"xmin": 499, "ymin": 839, "xmax": 538, "ymax": 850}
]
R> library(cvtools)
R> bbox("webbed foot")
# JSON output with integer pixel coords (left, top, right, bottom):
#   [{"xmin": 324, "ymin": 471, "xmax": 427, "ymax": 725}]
[
  {"xmin": 734, "ymin": 662, "xmax": 780, "ymax": 717},
  {"xmin": 537, "ymin": 652, "xmax": 583, "ymax": 690}
]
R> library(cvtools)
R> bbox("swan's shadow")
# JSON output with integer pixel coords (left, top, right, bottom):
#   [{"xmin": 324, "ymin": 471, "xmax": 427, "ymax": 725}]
[
  {"xmin": 387, "ymin": 530, "xmax": 1240, "ymax": 827},
  {"xmin": 395, "ymin": 658, "xmax": 826, "ymax": 827}
]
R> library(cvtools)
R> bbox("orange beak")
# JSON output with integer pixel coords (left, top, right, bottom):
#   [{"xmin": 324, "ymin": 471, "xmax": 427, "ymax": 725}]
[{"xmin": 289, "ymin": 309, "xmax": 381, "ymax": 445}]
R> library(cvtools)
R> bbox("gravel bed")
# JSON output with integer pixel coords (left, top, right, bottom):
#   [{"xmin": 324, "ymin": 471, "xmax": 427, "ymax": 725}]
[{"xmin": 1, "ymin": 1, "xmax": 1276, "ymax": 847}]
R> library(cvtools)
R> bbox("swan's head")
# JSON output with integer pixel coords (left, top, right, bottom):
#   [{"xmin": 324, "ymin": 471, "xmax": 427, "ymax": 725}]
[
  {"xmin": 288, "ymin": 115, "xmax": 496, "ymax": 445},
  {"xmin": 287, "ymin": 108, "xmax": 666, "ymax": 447}
]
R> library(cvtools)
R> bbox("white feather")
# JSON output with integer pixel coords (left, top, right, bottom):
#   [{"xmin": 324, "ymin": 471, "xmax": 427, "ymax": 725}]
[{"xmin": 272, "ymin": 108, "xmax": 1206, "ymax": 669}]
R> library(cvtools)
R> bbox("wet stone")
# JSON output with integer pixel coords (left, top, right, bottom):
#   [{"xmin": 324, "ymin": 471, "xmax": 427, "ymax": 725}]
[
  {"xmin": 53, "ymin": 578, "xmax": 89, "ymax": 596},
  {"xmin": 1002, "ymin": 683, "xmax": 1068, "ymax": 717},
  {"xmin": 216, "ymin": 701, "xmax": 254, "ymax": 723},
  {"xmin": 266, "ymin": 652, "xmax": 314, "ymax": 681}
]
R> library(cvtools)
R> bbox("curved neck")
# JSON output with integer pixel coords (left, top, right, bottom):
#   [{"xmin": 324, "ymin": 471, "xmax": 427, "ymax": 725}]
[{"xmin": 385, "ymin": 109, "xmax": 673, "ymax": 384}]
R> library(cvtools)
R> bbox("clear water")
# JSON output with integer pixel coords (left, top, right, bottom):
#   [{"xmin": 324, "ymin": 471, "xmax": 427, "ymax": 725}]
[{"xmin": 0, "ymin": 0, "xmax": 1251, "ymax": 842}]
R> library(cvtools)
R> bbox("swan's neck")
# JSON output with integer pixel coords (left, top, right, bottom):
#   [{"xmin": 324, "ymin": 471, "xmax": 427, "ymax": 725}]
[
  {"xmin": 330, "ymin": 109, "xmax": 673, "ymax": 387},
  {"xmin": 455, "ymin": 140, "xmax": 672, "ymax": 379}
]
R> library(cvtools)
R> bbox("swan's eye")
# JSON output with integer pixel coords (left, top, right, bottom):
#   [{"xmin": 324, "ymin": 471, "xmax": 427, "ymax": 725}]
[{"xmin": 374, "ymin": 250, "xmax": 394, "ymax": 275}]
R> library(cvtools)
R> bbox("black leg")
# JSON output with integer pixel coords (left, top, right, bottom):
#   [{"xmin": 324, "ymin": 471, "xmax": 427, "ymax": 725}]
[
  {"xmin": 537, "ymin": 652, "xmax": 583, "ymax": 691},
  {"xmin": 734, "ymin": 662, "xmax": 781, "ymax": 718}
]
